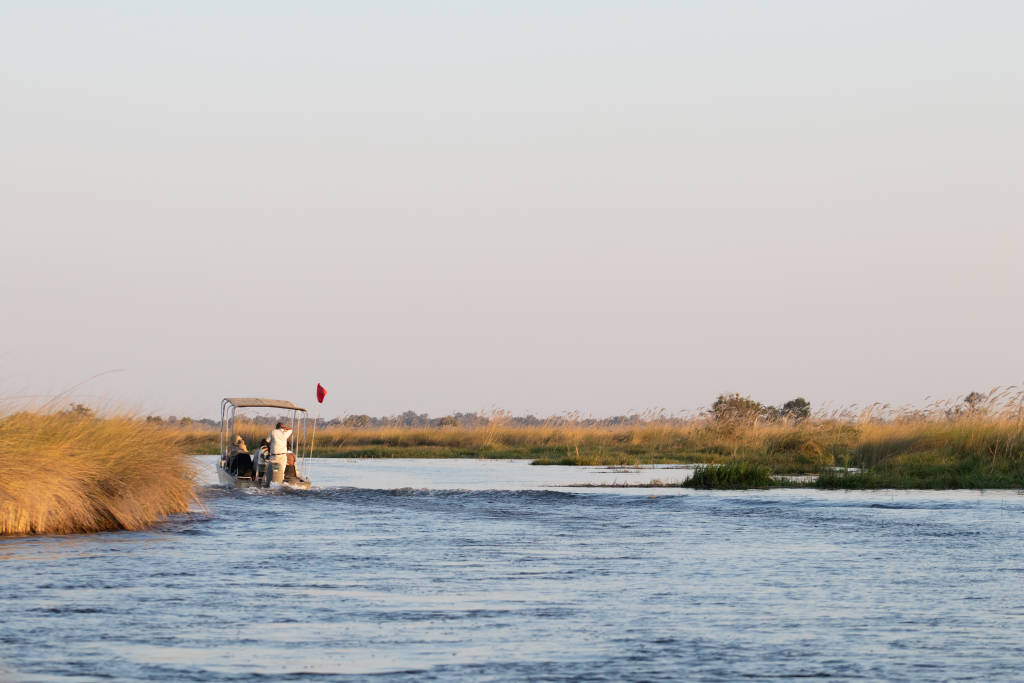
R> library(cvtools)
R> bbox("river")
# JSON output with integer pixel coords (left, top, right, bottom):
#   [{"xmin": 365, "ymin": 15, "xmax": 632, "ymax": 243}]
[{"xmin": 1, "ymin": 457, "xmax": 1022, "ymax": 681}]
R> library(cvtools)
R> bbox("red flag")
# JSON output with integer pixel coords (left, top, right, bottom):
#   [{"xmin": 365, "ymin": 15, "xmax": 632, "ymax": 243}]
[{"xmin": 316, "ymin": 383, "xmax": 327, "ymax": 403}]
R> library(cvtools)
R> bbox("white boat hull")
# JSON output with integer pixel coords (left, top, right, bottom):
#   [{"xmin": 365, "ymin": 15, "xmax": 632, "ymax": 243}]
[{"xmin": 216, "ymin": 462, "xmax": 260, "ymax": 488}]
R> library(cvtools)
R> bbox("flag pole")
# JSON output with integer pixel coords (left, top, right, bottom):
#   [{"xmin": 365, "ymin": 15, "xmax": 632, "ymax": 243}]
[
  {"xmin": 309, "ymin": 383, "xmax": 327, "ymax": 480},
  {"xmin": 307, "ymin": 412, "xmax": 318, "ymax": 479}
]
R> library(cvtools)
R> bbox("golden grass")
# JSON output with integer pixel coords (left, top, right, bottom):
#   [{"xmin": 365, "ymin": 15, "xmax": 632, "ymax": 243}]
[
  {"xmin": 183, "ymin": 402, "xmax": 1024, "ymax": 469},
  {"xmin": 0, "ymin": 411, "xmax": 195, "ymax": 536},
  {"xmin": 171, "ymin": 387, "xmax": 1024, "ymax": 486},
  {"xmin": 292, "ymin": 389, "xmax": 1024, "ymax": 482},
  {"xmin": 301, "ymin": 419, "xmax": 856, "ymax": 469}
]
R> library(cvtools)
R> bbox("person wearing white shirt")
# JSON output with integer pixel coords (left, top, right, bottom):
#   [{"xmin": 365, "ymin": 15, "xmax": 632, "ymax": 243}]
[{"xmin": 265, "ymin": 422, "xmax": 292, "ymax": 484}]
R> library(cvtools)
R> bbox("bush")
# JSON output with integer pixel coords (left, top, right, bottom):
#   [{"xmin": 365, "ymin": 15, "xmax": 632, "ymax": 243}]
[
  {"xmin": 781, "ymin": 398, "xmax": 811, "ymax": 422},
  {"xmin": 710, "ymin": 394, "xmax": 764, "ymax": 424},
  {"xmin": 683, "ymin": 462, "xmax": 774, "ymax": 489}
]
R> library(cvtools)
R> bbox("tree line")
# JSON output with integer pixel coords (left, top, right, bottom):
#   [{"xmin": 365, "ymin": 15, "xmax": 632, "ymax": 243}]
[{"xmin": 130, "ymin": 390, "xmax": 997, "ymax": 429}]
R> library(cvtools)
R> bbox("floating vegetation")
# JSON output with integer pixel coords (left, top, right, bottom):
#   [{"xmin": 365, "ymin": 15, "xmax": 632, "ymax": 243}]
[{"xmin": 683, "ymin": 462, "xmax": 775, "ymax": 489}]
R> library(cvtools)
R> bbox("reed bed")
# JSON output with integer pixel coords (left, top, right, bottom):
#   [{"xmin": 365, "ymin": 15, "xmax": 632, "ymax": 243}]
[
  {"xmin": 181, "ymin": 388, "xmax": 1024, "ymax": 487},
  {"xmin": 304, "ymin": 415, "xmax": 1017, "ymax": 467},
  {"xmin": 292, "ymin": 389, "xmax": 1024, "ymax": 487},
  {"xmin": 0, "ymin": 410, "xmax": 195, "ymax": 536}
]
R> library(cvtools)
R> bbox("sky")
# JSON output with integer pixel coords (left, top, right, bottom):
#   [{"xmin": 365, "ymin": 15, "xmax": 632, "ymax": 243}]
[{"xmin": 2, "ymin": 1, "xmax": 1022, "ymax": 420}]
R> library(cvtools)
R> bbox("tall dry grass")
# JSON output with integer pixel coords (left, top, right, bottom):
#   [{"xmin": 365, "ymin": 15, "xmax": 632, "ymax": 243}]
[
  {"xmin": 300, "ymin": 418, "xmax": 858, "ymax": 469},
  {"xmin": 174, "ymin": 388, "xmax": 1024, "ymax": 485},
  {"xmin": 294, "ymin": 389, "xmax": 1024, "ymax": 481},
  {"xmin": 0, "ymin": 410, "xmax": 195, "ymax": 536}
]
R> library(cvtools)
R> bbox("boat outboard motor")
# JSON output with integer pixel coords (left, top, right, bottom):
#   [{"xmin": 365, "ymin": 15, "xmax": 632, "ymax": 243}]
[{"xmin": 267, "ymin": 458, "xmax": 286, "ymax": 484}]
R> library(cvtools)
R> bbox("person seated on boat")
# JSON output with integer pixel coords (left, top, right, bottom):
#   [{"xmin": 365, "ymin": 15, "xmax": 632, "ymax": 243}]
[
  {"xmin": 284, "ymin": 451, "xmax": 298, "ymax": 481},
  {"xmin": 228, "ymin": 435, "xmax": 248, "ymax": 457},
  {"xmin": 225, "ymin": 435, "xmax": 248, "ymax": 472},
  {"xmin": 233, "ymin": 450, "xmax": 254, "ymax": 477},
  {"xmin": 252, "ymin": 438, "xmax": 269, "ymax": 472},
  {"xmin": 265, "ymin": 422, "xmax": 292, "ymax": 484}
]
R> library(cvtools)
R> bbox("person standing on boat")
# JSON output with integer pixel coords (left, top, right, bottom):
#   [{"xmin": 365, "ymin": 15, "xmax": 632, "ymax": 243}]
[{"xmin": 265, "ymin": 421, "xmax": 292, "ymax": 484}]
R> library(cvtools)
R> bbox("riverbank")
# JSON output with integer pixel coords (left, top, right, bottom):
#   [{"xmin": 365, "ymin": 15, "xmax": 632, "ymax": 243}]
[
  {"xmin": 0, "ymin": 411, "xmax": 195, "ymax": 535},
  {"xmin": 185, "ymin": 412, "xmax": 1024, "ymax": 489}
]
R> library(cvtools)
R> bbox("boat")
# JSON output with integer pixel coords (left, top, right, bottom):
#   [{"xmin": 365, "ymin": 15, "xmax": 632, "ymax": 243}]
[{"xmin": 217, "ymin": 397, "xmax": 312, "ymax": 489}]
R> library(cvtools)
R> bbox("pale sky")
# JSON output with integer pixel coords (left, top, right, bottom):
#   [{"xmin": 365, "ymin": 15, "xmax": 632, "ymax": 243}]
[{"xmin": 2, "ymin": 1, "xmax": 1022, "ymax": 419}]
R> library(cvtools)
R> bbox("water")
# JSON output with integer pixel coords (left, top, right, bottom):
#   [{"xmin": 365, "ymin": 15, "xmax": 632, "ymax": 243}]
[{"xmin": 2, "ymin": 457, "xmax": 1023, "ymax": 681}]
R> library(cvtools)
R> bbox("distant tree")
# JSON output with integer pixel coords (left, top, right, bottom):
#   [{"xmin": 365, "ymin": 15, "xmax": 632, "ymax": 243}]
[
  {"xmin": 392, "ymin": 410, "xmax": 429, "ymax": 427},
  {"xmin": 455, "ymin": 412, "xmax": 489, "ymax": 427},
  {"xmin": 710, "ymin": 394, "xmax": 764, "ymax": 423},
  {"xmin": 437, "ymin": 415, "xmax": 458, "ymax": 428},
  {"xmin": 343, "ymin": 414, "xmax": 371, "ymax": 429},
  {"xmin": 963, "ymin": 391, "xmax": 986, "ymax": 411},
  {"xmin": 66, "ymin": 403, "xmax": 94, "ymax": 418},
  {"xmin": 178, "ymin": 417, "xmax": 194, "ymax": 427},
  {"xmin": 781, "ymin": 397, "xmax": 811, "ymax": 422},
  {"xmin": 510, "ymin": 414, "xmax": 542, "ymax": 427},
  {"xmin": 946, "ymin": 391, "xmax": 987, "ymax": 419},
  {"xmin": 603, "ymin": 414, "xmax": 643, "ymax": 426},
  {"xmin": 145, "ymin": 415, "xmax": 164, "ymax": 424},
  {"xmin": 761, "ymin": 405, "xmax": 782, "ymax": 422}
]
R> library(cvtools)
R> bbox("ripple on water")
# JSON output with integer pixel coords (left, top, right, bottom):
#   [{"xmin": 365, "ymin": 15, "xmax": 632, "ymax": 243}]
[{"xmin": 2, "ymin": 459, "xmax": 1023, "ymax": 681}]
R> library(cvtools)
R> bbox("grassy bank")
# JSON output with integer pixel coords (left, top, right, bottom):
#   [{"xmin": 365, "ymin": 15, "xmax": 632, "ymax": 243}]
[
  {"xmin": 1, "ymin": 411, "xmax": 195, "ymax": 535},
  {"xmin": 309, "ymin": 416, "xmax": 1021, "ymax": 483},
  {"xmin": 183, "ymin": 395, "xmax": 1024, "ymax": 488},
  {"xmin": 295, "ymin": 421, "xmax": 850, "ymax": 472}
]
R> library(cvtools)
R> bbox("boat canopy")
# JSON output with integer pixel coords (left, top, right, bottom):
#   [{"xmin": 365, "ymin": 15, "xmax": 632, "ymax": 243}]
[{"xmin": 222, "ymin": 397, "xmax": 307, "ymax": 411}]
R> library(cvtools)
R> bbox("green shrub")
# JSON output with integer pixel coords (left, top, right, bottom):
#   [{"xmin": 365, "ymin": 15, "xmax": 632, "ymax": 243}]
[{"xmin": 683, "ymin": 462, "xmax": 774, "ymax": 489}]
